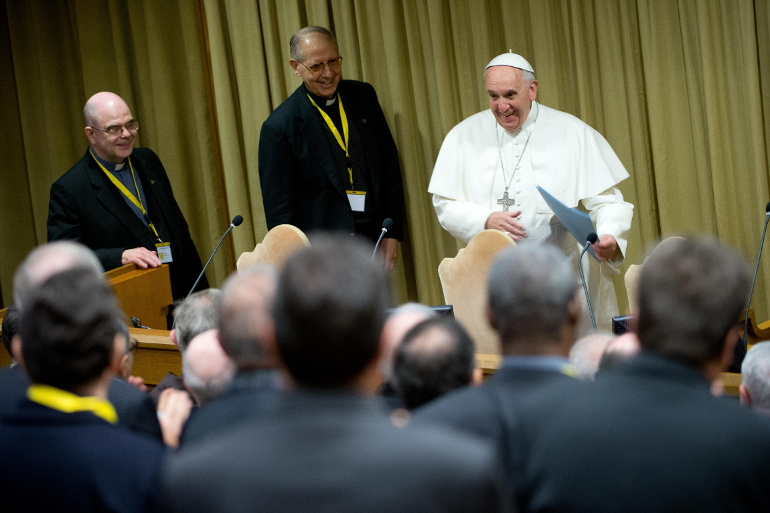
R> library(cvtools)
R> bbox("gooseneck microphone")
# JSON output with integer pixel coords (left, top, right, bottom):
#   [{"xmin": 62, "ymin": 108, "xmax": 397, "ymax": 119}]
[
  {"xmin": 579, "ymin": 232, "xmax": 599, "ymax": 332},
  {"xmin": 372, "ymin": 218, "xmax": 394, "ymax": 259},
  {"xmin": 186, "ymin": 215, "xmax": 243, "ymax": 299},
  {"xmin": 742, "ymin": 203, "xmax": 770, "ymax": 349}
]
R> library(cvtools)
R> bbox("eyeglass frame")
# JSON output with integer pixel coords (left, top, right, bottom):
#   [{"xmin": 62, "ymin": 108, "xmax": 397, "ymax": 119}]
[
  {"xmin": 298, "ymin": 56, "xmax": 343, "ymax": 76},
  {"xmin": 89, "ymin": 120, "xmax": 139, "ymax": 136}
]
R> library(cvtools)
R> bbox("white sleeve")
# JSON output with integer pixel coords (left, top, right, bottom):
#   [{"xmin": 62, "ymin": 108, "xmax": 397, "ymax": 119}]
[
  {"xmin": 582, "ymin": 186, "xmax": 634, "ymax": 267},
  {"xmin": 432, "ymin": 194, "xmax": 492, "ymax": 244}
]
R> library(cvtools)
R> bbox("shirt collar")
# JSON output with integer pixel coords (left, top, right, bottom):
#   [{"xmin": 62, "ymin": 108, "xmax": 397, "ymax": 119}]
[
  {"xmin": 501, "ymin": 354, "xmax": 576, "ymax": 376},
  {"xmin": 90, "ymin": 148, "xmax": 126, "ymax": 172},
  {"xmin": 27, "ymin": 384, "xmax": 118, "ymax": 424}
]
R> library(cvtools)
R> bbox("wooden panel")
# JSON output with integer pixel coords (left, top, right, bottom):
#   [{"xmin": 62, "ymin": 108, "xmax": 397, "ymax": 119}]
[
  {"xmin": 129, "ymin": 327, "xmax": 180, "ymax": 386},
  {"xmin": 106, "ymin": 264, "xmax": 173, "ymax": 330}
]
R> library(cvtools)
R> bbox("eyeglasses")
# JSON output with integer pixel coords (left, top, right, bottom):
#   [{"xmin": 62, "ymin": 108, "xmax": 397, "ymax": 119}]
[
  {"xmin": 299, "ymin": 56, "xmax": 343, "ymax": 76},
  {"xmin": 90, "ymin": 120, "xmax": 139, "ymax": 136}
]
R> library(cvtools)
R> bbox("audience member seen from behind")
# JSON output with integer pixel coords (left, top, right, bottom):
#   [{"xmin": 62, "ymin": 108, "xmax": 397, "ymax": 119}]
[
  {"xmin": 2, "ymin": 304, "xmax": 19, "ymax": 364},
  {"xmin": 0, "ymin": 268, "xmax": 166, "ymax": 513},
  {"xmin": 740, "ymin": 341, "xmax": 770, "ymax": 416},
  {"xmin": 393, "ymin": 316, "xmax": 481, "ymax": 410},
  {"xmin": 524, "ymin": 238, "xmax": 770, "ymax": 512},
  {"xmin": 151, "ymin": 288, "xmax": 223, "ymax": 403},
  {"xmin": 182, "ymin": 329, "xmax": 235, "ymax": 406},
  {"xmin": 378, "ymin": 303, "xmax": 437, "ymax": 409},
  {"xmin": 4, "ymin": 241, "xmax": 162, "ymax": 440},
  {"xmin": 413, "ymin": 242, "xmax": 582, "ymax": 510},
  {"xmin": 162, "ymin": 236, "xmax": 511, "ymax": 513},
  {"xmin": 179, "ymin": 264, "xmax": 281, "ymax": 447}
]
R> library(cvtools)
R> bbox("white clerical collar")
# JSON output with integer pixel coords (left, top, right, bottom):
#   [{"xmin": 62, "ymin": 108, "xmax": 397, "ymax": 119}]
[{"xmin": 325, "ymin": 96, "xmax": 337, "ymax": 107}]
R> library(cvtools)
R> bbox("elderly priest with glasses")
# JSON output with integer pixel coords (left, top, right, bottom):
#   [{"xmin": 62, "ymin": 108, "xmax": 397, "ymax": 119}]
[
  {"xmin": 258, "ymin": 26, "xmax": 405, "ymax": 271},
  {"xmin": 47, "ymin": 91, "xmax": 207, "ymax": 300}
]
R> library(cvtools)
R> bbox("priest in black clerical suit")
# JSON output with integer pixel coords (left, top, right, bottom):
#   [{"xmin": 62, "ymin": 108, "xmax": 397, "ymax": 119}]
[
  {"xmin": 47, "ymin": 92, "xmax": 206, "ymax": 300},
  {"xmin": 258, "ymin": 26, "xmax": 405, "ymax": 271}
]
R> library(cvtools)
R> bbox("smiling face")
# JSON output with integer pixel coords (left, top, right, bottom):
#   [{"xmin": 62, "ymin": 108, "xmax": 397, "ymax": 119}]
[
  {"xmin": 486, "ymin": 66, "xmax": 538, "ymax": 132},
  {"xmin": 290, "ymin": 35, "xmax": 341, "ymax": 100},
  {"xmin": 84, "ymin": 92, "xmax": 136, "ymax": 164}
]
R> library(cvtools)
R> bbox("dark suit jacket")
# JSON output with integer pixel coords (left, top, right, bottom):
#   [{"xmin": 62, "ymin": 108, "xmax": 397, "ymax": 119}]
[
  {"xmin": 258, "ymin": 81, "xmax": 405, "ymax": 242},
  {"xmin": 0, "ymin": 398, "xmax": 166, "ymax": 513},
  {"xmin": 48, "ymin": 147, "xmax": 206, "ymax": 300},
  {"xmin": 162, "ymin": 390, "xmax": 511, "ymax": 513},
  {"xmin": 0, "ymin": 366, "xmax": 162, "ymax": 441},
  {"xmin": 414, "ymin": 364, "xmax": 579, "ymax": 510},
  {"xmin": 524, "ymin": 352, "xmax": 770, "ymax": 512},
  {"xmin": 179, "ymin": 369, "xmax": 280, "ymax": 446}
]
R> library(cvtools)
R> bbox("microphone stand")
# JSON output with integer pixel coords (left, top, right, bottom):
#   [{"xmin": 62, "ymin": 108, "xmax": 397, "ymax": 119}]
[
  {"xmin": 579, "ymin": 233, "xmax": 598, "ymax": 332},
  {"xmin": 743, "ymin": 206, "xmax": 770, "ymax": 349}
]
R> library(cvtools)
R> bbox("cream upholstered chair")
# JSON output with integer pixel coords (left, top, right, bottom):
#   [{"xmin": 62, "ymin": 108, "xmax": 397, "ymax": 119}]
[
  {"xmin": 624, "ymin": 236, "xmax": 685, "ymax": 314},
  {"xmin": 438, "ymin": 229, "xmax": 516, "ymax": 355},
  {"xmin": 236, "ymin": 224, "xmax": 310, "ymax": 271}
]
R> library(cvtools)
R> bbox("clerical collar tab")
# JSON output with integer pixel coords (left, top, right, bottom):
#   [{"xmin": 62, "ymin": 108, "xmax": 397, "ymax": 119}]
[{"xmin": 486, "ymin": 52, "xmax": 535, "ymax": 74}]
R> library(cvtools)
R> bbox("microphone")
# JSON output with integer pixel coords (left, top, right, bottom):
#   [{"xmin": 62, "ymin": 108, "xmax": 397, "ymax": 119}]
[
  {"xmin": 742, "ymin": 203, "xmax": 770, "ymax": 349},
  {"xmin": 186, "ymin": 215, "xmax": 243, "ymax": 299},
  {"xmin": 579, "ymin": 232, "xmax": 599, "ymax": 332},
  {"xmin": 372, "ymin": 218, "xmax": 394, "ymax": 259}
]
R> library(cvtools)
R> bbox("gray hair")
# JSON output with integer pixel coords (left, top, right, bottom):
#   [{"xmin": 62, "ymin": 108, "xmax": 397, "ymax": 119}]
[
  {"xmin": 84, "ymin": 101, "xmax": 98, "ymax": 126},
  {"xmin": 13, "ymin": 241, "xmax": 103, "ymax": 311},
  {"xmin": 289, "ymin": 26, "xmax": 338, "ymax": 62},
  {"xmin": 742, "ymin": 341, "xmax": 770, "ymax": 416},
  {"xmin": 487, "ymin": 242, "xmax": 577, "ymax": 343},
  {"xmin": 217, "ymin": 265, "xmax": 278, "ymax": 367},
  {"xmin": 483, "ymin": 67, "xmax": 535, "ymax": 86},
  {"xmin": 173, "ymin": 289, "xmax": 223, "ymax": 352}
]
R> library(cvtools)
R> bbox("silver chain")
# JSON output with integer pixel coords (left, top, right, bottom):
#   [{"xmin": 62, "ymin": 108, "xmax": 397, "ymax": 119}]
[{"xmin": 495, "ymin": 102, "xmax": 539, "ymax": 193}]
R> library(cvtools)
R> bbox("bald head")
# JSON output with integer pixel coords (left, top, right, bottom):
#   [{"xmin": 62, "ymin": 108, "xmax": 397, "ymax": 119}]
[
  {"xmin": 13, "ymin": 241, "xmax": 103, "ymax": 310},
  {"xmin": 218, "ymin": 265, "xmax": 279, "ymax": 369},
  {"xmin": 84, "ymin": 92, "xmax": 129, "ymax": 126},
  {"xmin": 84, "ymin": 92, "xmax": 137, "ymax": 164},
  {"xmin": 183, "ymin": 329, "xmax": 235, "ymax": 406},
  {"xmin": 380, "ymin": 303, "xmax": 437, "ymax": 379}
]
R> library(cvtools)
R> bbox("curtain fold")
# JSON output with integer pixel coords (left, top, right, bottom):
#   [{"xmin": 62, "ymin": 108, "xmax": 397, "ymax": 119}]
[{"xmin": 3, "ymin": 0, "xmax": 770, "ymax": 323}]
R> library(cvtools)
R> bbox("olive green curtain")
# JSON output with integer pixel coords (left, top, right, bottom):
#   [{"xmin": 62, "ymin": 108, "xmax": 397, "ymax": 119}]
[
  {"xmin": 0, "ymin": 0, "xmax": 231, "ymax": 306},
  {"xmin": 3, "ymin": 0, "xmax": 770, "ymax": 323}
]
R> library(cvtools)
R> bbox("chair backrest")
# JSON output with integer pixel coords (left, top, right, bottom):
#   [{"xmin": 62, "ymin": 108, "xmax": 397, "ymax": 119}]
[
  {"xmin": 624, "ymin": 236, "xmax": 685, "ymax": 314},
  {"xmin": 236, "ymin": 224, "xmax": 310, "ymax": 271},
  {"xmin": 437, "ymin": 229, "xmax": 515, "ymax": 355}
]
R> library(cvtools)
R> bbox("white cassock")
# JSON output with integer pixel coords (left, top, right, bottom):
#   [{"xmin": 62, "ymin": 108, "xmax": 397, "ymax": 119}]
[{"xmin": 428, "ymin": 101, "xmax": 634, "ymax": 335}]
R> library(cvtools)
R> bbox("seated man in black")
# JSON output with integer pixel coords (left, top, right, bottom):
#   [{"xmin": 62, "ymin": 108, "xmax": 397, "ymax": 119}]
[{"xmin": 0, "ymin": 268, "xmax": 166, "ymax": 512}]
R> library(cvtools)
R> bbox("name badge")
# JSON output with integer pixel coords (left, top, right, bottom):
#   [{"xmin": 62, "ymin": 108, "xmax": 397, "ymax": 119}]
[
  {"xmin": 346, "ymin": 190, "xmax": 366, "ymax": 212},
  {"xmin": 156, "ymin": 242, "xmax": 173, "ymax": 263}
]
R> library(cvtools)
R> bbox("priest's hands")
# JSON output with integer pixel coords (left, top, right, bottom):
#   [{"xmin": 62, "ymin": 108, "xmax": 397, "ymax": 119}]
[
  {"xmin": 378, "ymin": 238, "xmax": 398, "ymax": 272},
  {"xmin": 121, "ymin": 247, "xmax": 162, "ymax": 268},
  {"xmin": 592, "ymin": 235, "xmax": 618, "ymax": 261},
  {"xmin": 485, "ymin": 211, "xmax": 527, "ymax": 241}
]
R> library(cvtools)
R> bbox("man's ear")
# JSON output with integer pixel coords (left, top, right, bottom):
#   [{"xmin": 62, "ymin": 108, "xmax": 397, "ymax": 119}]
[
  {"xmin": 567, "ymin": 292, "xmax": 582, "ymax": 327},
  {"xmin": 11, "ymin": 335, "xmax": 24, "ymax": 370},
  {"xmin": 169, "ymin": 328, "xmax": 179, "ymax": 349},
  {"xmin": 108, "ymin": 334, "xmax": 126, "ymax": 375},
  {"xmin": 486, "ymin": 304, "xmax": 498, "ymax": 331},
  {"xmin": 739, "ymin": 384, "xmax": 752, "ymax": 406},
  {"xmin": 289, "ymin": 59, "xmax": 301, "ymax": 77}
]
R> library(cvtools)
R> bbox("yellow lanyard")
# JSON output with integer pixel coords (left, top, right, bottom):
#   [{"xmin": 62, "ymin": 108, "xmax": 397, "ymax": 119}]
[
  {"xmin": 90, "ymin": 149, "xmax": 161, "ymax": 240},
  {"xmin": 307, "ymin": 94, "xmax": 353, "ymax": 185},
  {"xmin": 27, "ymin": 384, "xmax": 118, "ymax": 424}
]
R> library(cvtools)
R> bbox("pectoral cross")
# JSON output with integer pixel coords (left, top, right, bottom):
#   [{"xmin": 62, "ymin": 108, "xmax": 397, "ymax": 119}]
[{"xmin": 497, "ymin": 191, "xmax": 515, "ymax": 212}]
